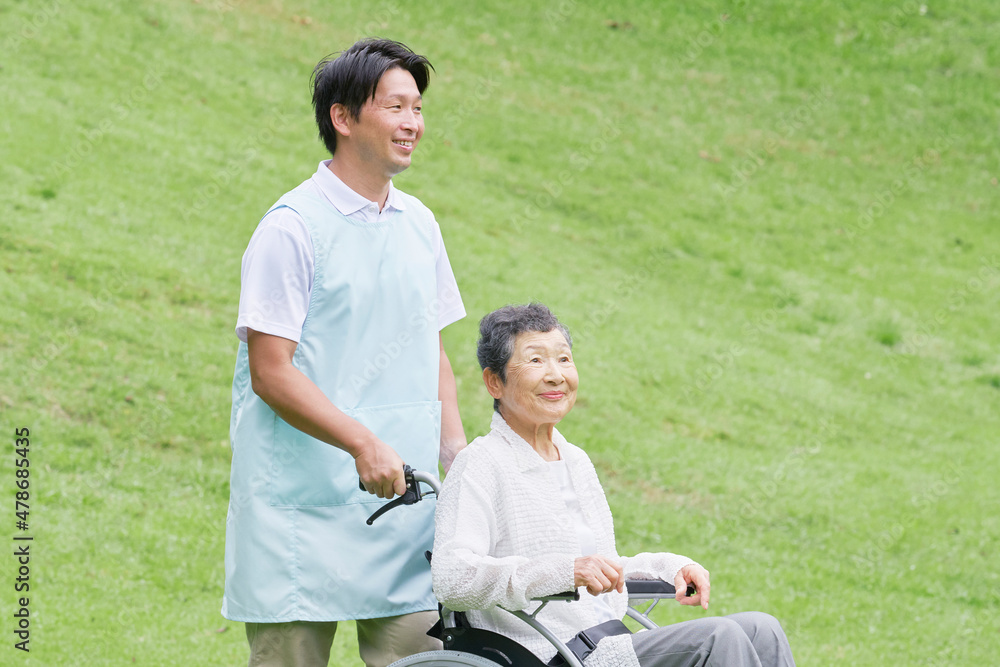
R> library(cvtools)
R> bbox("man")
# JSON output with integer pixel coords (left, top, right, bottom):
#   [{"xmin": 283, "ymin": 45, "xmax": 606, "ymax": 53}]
[{"xmin": 223, "ymin": 38, "xmax": 467, "ymax": 667}]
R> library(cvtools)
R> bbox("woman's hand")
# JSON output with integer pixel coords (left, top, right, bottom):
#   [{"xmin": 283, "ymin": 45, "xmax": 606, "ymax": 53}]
[
  {"xmin": 674, "ymin": 563, "xmax": 711, "ymax": 609},
  {"xmin": 574, "ymin": 555, "xmax": 624, "ymax": 596}
]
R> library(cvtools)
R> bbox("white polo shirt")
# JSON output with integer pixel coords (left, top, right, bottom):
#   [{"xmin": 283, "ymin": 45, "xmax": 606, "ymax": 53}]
[{"xmin": 236, "ymin": 160, "xmax": 465, "ymax": 343}]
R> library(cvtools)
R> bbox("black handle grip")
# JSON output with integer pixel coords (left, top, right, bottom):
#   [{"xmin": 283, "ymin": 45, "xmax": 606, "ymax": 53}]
[
  {"xmin": 361, "ymin": 465, "xmax": 423, "ymax": 525},
  {"xmin": 625, "ymin": 579, "xmax": 697, "ymax": 597},
  {"xmin": 365, "ymin": 496, "xmax": 407, "ymax": 525}
]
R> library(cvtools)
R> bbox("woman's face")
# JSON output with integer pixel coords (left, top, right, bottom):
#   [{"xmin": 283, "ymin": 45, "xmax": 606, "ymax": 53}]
[{"xmin": 493, "ymin": 329, "xmax": 578, "ymax": 428}]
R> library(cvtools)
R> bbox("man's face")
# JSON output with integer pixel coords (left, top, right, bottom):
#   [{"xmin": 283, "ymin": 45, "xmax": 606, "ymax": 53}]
[{"xmin": 346, "ymin": 67, "xmax": 424, "ymax": 179}]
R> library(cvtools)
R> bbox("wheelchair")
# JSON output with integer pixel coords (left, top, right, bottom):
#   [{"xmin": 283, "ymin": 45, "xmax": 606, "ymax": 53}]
[{"xmin": 363, "ymin": 468, "xmax": 687, "ymax": 667}]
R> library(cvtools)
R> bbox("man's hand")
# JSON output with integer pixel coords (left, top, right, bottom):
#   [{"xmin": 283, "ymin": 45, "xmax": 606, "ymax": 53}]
[
  {"xmin": 574, "ymin": 555, "xmax": 624, "ymax": 596},
  {"xmin": 355, "ymin": 437, "xmax": 407, "ymax": 499},
  {"xmin": 674, "ymin": 563, "xmax": 711, "ymax": 609}
]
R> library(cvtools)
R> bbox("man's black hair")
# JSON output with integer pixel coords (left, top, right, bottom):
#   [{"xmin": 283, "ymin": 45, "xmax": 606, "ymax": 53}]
[{"xmin": 311, "ymin": 38, "xmax": 433, "ymax": 156}]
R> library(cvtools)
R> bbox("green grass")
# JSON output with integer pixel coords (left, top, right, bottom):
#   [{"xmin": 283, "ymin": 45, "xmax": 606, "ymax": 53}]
[{"xmin": 2, "ymin": 0, "xmax": 998, "ymax": 664}]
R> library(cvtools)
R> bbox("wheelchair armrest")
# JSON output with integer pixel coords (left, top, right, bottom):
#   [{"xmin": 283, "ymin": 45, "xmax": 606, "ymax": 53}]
[
  {"xmin": 626, "ymin": 579, "xmax": 677, "ymax": 598},
  {"xmin": 534, "ymin": 590, "xmax": 581, "ymax": 602},
  {"xmin": 627, "ymin": 579, "xmax": 696, "ymax": 599},
  {"xmin": 535, "ymin": 581, "xmax": 689, "ymax": 603}
]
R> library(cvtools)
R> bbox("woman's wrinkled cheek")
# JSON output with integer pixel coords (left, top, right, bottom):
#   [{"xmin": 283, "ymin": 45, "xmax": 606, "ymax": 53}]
[
  {"xmin": 505, "ymin": 363, "xmax": 532, "ymax": 388},
  {"xmin": 504, "ymin": 363, "xmax": 536, "ymax": 405}
]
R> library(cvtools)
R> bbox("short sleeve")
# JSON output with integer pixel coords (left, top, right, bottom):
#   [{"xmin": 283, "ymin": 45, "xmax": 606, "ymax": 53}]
[
  {"xmin": 235, "ymin": 208, "xmax": 314, "ymax": 343},
  {"xmin": 432, "ymin": 215, "xmax": 466, "ymax": 331}
]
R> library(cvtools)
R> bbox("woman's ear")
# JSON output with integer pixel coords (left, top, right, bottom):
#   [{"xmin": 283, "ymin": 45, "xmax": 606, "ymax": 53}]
[{"xmin": 483, "ymin": 368, "xmax": 504, "ymax": 400}]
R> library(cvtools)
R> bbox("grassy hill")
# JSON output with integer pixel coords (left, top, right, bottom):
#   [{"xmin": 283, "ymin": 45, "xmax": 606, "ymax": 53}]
[{"xmin": 1, "ymin": 0, "xmax": 998, "ymax": 664}]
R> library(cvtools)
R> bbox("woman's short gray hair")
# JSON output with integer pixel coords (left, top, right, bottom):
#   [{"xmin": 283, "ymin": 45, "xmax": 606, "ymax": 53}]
[{"xmin": 476, "ymin": 303, "xmax": 572, "ymax": 412}]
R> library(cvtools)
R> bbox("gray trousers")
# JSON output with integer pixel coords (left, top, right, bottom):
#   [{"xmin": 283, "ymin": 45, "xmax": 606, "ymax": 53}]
[{"xmin": 630, "ymin": 611, "xmax": 795, "ymax": 667}]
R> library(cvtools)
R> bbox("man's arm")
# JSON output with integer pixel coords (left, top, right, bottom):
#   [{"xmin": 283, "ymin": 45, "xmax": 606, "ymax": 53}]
[
  {"xmin": 247, "ymin": 328, "xmax": 406, "ymax": 498},
  {"xmin": 438, "ymin": 333, "xmax": 466, "ymax": 473}
]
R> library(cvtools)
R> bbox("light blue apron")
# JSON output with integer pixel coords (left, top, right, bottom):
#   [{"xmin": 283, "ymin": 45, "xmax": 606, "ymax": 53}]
[{"xmin": 222, "ymin": 190, "xmax": 441, "ymax": 622}]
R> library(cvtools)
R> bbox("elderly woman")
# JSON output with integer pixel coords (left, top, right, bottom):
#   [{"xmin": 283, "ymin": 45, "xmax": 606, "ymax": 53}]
[{"xmin": 432, "ymin": 304, "xmax": 795, "ymax": 667}]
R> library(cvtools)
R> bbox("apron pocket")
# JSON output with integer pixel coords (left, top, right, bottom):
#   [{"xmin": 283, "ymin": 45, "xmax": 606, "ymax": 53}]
[{"xmin": 268, "ymin": 400, "xmax": 441, "ymax": 507}]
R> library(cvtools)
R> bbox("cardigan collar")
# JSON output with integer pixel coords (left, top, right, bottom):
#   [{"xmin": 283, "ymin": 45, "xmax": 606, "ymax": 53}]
[{"xmin": 489, "ymin": 411, "xmax": 574, "ymax": 473}]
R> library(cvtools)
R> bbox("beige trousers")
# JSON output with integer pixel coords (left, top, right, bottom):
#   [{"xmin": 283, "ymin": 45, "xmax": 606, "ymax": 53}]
[{"xmin": 245, "ymin": 611, "xmax": 442, "ymax": 667}]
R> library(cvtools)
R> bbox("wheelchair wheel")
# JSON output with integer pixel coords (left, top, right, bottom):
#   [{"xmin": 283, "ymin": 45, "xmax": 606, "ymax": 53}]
[{"xmin": 387, "ymin": 650, "xmax": 502, "ymax": 666}]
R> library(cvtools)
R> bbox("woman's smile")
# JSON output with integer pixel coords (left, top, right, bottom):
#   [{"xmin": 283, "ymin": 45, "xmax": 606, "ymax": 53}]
[{"xmin": 484, "ymin": 329, "xmax": 578, "ymax": 453}]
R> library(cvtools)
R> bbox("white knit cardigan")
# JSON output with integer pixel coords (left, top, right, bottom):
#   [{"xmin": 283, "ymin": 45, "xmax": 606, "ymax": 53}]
[{"xmin": 432, "ymin": 413, "xmax": 696, "ymax": 667}]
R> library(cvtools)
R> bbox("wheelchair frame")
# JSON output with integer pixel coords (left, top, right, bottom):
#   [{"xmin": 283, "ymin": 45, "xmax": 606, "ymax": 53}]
[{"xmin": 368, "ymin": 469, "xmax": 681, "ymax": 667}]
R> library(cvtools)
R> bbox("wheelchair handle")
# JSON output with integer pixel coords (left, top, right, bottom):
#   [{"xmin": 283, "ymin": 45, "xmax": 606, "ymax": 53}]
[{"xmin": 359, "ymin": 466, "xmax": 441, "ymax": 525}]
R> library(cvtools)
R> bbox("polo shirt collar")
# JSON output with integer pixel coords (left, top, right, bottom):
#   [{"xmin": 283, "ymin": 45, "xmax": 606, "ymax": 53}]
[{"xmin": 312, "ymin": 160, "xmax": 406, "ymax": 216}]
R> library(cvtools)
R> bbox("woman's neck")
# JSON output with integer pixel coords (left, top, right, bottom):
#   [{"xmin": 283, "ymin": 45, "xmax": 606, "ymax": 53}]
[{"xmin": 500, "ymin": 410, "xmax": 560, "ymax": 461}]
